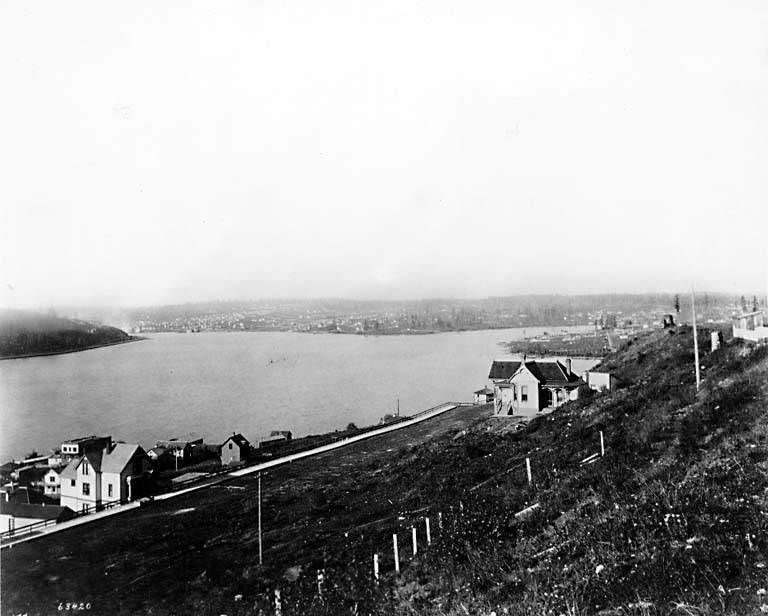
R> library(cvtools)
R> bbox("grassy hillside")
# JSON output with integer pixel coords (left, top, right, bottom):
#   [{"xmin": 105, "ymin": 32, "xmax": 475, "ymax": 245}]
[
  {"xmin": 367, "ymin": 326, "xmax": 768, "ymax": 615},
  {"xmin": 273, "ymin": 325, "xmax": 768, "ymax": 615},
  {"xmin": 0, "ymin": 310, "xmax": 134, "ymax": 358},
  {"xmin": 3, "ymin": 326, "xmax": 767, "ymax": 615}
]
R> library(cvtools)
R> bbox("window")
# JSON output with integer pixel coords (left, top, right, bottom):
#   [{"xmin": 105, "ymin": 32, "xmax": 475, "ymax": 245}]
[
  {"xmin": 82, "ymin": 482, "xmax": 90, "ymax": 496},
  {"xmin": 229, "ymin": 443, "xmax": 233, "ymax": 450},
  {"xmin": 108, "ymin": 484, "xmax": 113, "ymax": 498},
  {"xmin": 70, "ymin": 479, "xmax": 76, "ymax": 487},
  {"xmin": 521, "ymin": 385, "xmax": 528, "ymax": 402},
  {"xmin": 82, "ymin": 460, "xmax": 89, "ymax": 476}
]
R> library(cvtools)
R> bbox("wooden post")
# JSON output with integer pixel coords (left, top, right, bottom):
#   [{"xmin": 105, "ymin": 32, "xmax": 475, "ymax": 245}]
[
  {"xmin": 393, "ymin": 534, "xmax": 400, "ymax": 573},
  {"xmin": 438, "ymin": 512, "xmax": 443, "ymax": 530},
  {"xmin": 425, "ymin": 517, "xmax": 431, "ymax": 545},
  {"xmin": 258, "ymin": 472, "xmax": 263, "ymax": 566},
  {"xmin": 373, "ymin": 553, "xmax": 379, "ymax": 581},
  {"xmin": 526, "ymin": 457, "xmax": 532, "ymax": 485},
  {"xmin": 412, "ymin": 526, "xmax": 417, "ymax": 556},
  {"xmin": 274, "ymin": 589, "xmax": 282, "ymax": 616},
  {"xmin": 599, "ymin": 431, "xmax": 605, "ymax": 457},
  {"xmin": 317, "ymin": 569, "xmax": 324, "ymax": 597},
  {"xmin": 692, "ymin": 287, "xmax": 701, "ymax": 391}
]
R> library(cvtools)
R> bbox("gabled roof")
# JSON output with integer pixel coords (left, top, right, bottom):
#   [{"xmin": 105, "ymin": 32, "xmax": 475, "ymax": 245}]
[
  {"xmin": 518, "ymin": 360, "xmax": 582, "ymax": 387},
  {"xmin": 59, "ymin": 456, "xmax": 82, "ymax": 480},
  {"xmin": 83, "ymin": 449, "xmax": 103, "ymax": 473},
  {"xmin": 488, "ymin": 360, "xmax": 522, "ymax": 380},
  {"xmin": 101, "ymin": 443, "xmax": 145, "ymax": 474},
  {"xmin": 7, "ymin": 487, "xmax": 58, "ymax": 506},
  {"xmin": 474, "ymin": 387, "xmax": 493, "ymax": 394},
  {"xmin": 222, "ymin": 433, "xmax": 250, "ymax": 449},
  {"xmin": 0, "ymin": 501, "xmax": 75, "ymax": 522}
]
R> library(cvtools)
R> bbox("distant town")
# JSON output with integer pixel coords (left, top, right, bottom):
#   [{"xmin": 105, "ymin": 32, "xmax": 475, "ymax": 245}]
[{"xmin": 121, "ymin": 293, "xmax": 753, "ymax": 335}]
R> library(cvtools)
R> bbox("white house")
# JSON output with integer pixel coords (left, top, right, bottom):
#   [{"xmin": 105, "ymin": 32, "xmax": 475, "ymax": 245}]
[
  {"xmin": 43, "ymin": 468, "xmax": 61, "ymax": 497},
  {"xmin": 583, "ymin": 371, "xmax": 615, "ymax": 392},
  {"xmin": 100, "ymin": 443, "xmax": 151, "ymax": 505},
  {"xmin": 489, "ymin": 358, "xmax": 583, "ymax": 417},
  {"xmin": 1, "ymin": 501, "xmax": 75, "ymax": 533},
  {"xmin": 733, "ymin": 311, "xmax": 768, "ymax": 342},
  {"xmin": 473, "ymin": 387, "xmax": 494, "ymax": 404},
  {"xmin": 59, "ymin": 443, "xmax": 150, "ymax": 513},
  {"xmin": 59, "ymin": 450, "xmax": 103, "ymax": 513}
]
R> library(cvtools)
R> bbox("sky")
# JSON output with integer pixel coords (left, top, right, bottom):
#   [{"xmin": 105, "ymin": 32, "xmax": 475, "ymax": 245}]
[{"xmin": 1, "ymin": 0, "xmax": 767, "ymax": 308}]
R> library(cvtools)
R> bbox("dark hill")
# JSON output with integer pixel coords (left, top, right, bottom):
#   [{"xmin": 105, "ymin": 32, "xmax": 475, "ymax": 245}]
[{"xmin": 0, "ymin": 310, "xmax": 136, "ymax": 359}]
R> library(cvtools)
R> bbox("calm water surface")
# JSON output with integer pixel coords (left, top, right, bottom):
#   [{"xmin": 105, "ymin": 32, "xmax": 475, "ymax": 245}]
[{"xmin": 0, "ymin": 327, "xmax": 596, "ymax": 459}]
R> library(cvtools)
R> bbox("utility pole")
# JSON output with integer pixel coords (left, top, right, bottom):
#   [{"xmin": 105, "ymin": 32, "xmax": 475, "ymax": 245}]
[
  {"xmin": 691, "ymin": 287, "xmax": 701, "ymax": 392},
  {"xmin": 396, "ymin": 398, "xmax": 400, "ymax": 417},
  {"xmin": 258, "ymin": 471, "xmax": 263, "ymax": 566}
]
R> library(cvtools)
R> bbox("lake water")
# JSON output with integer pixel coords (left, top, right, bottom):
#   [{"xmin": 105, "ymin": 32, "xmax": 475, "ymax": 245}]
[{"xmin": 0, "ymin": 327, "xmax": 597, "ymax": 460}]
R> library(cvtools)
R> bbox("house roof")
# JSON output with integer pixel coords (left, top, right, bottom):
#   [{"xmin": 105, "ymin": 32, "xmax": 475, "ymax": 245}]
[
  {"xmin": 488, "ymin": 360, "xmax": 522, "ymax": 380},
  {"xmin": 83, "ymin": 449, "xmax": 104, "ymax": 473},
  {"xmin": 222, "ymin": 433, "xmax": 250, "ymax": 449},
  {"xmin": 474, "ymin": 387, "xmax": 493, "ymax": 394},
  {"xmin": 156, "ymin": 440, "xmax": 190, "ymax": 450},
  {"xmin": 7, "ymin": 487, "xmax": 58, "ymax": 506},
  {"xmin": 0, "ymin": 501, "xmax": 75, "ymax": 521},
  {"xmin": 59, "ymin": 457, "xmax": 82, "ymax": 480},
  {"xmin": 520, "ymin": 360, "xmax": 582, "ymax": 387},
  {"xmin": 101, "ymin": 443, "xmax": 144, "ymax": 474}
]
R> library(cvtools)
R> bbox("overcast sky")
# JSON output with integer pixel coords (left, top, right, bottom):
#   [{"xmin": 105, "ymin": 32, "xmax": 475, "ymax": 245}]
[{"xmin": 1, "ymin": 0, "xmax": 766, "ymax": 308}]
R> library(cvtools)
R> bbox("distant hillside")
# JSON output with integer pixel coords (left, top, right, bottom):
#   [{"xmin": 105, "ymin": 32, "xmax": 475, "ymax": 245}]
[{"xmin": 0, "ymin": 311, "xmax": 136, "ymax": 359}]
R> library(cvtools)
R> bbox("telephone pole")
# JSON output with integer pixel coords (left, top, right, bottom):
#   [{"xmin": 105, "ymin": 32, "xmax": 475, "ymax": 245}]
[
  {"xmin": 258, "ymin": 471, "xmax": 263, "ymax": 565},
  {"xmin": 691, "ymin": 287, "xmax": 701, "ymax": 391}
]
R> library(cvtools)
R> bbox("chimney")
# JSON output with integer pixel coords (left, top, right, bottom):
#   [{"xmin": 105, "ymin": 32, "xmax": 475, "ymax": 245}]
[{"xmin": 566, "ymin": 358, "xmax": 572, "ymax": 377}]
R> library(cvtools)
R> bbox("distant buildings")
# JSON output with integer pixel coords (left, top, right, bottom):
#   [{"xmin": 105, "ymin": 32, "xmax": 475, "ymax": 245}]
[
  {"xmin": 733, "ymin": 311, "xmax": 768, "ymax": 342},
  {"xmin": 256, "ymin": 431, "xmax": 292, "ymax": 450},
  {"xmin": 473, "ymin": 387, "xmax": 494, "ymax": 404},
  {"xmin": 489, "ymin": 359, "xmax": 583, "ymax": 416},
  {"xmin": 583, "ymin": 371, "xmax": 616, "ymax": 392},
  {"xmin": 151, "ymin": 438, "xmax": 205, "ymax": 468}
]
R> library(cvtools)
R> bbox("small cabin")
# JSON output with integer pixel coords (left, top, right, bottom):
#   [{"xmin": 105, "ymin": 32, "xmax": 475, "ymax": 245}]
[{"xmin": 220, "ymin": 433, "xmax": 251, "ymax": 466}]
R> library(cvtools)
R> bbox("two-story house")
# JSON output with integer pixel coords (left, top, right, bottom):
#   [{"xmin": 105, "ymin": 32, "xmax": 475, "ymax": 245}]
[
  {"xmin": 43, "ymin": 467, "xmax": 61, "ymax": 497},
  {"xmin": 59, "ymin": 440, "xmax": 150, "ymax": 513}
]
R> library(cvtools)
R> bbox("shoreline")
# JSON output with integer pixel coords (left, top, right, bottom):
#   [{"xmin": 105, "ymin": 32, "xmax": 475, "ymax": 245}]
[{"xmin": 0, "ymin": 336, "xmax": 146, "ymax": 361}]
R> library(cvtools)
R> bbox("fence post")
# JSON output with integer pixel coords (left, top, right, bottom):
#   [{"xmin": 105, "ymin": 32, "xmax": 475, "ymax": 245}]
[
  {"xmin": 412, "ymin": 526, "xmax": 417, "ymax": 556},
  {"xmin": 526, "ymin": 457, "xmax": 532, "ymax": 485},
  {"xmin": 373, "ymin": 553, "xmax": 379, "ymax": 582},
  {"xmin": 438, "ymin": 511, "xmax": 443, "ymax": 530},
  {"xmin": 393, "ymin": 534, "xmax": 400, "ymax": 573},
  {"xmin": 425, "ymin": 517, "xmax": 431, "ymax": 545},
  {"xmin": 600, "ymin": 431, "xmax": 605, "ymax": 457},
  {"xmin": 317, "ymin": 569, "xmax": 324, "ymax": 598},
  {"xmin": 274, "ymin": 589, "xmax": 282, "ymax": 616}
]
